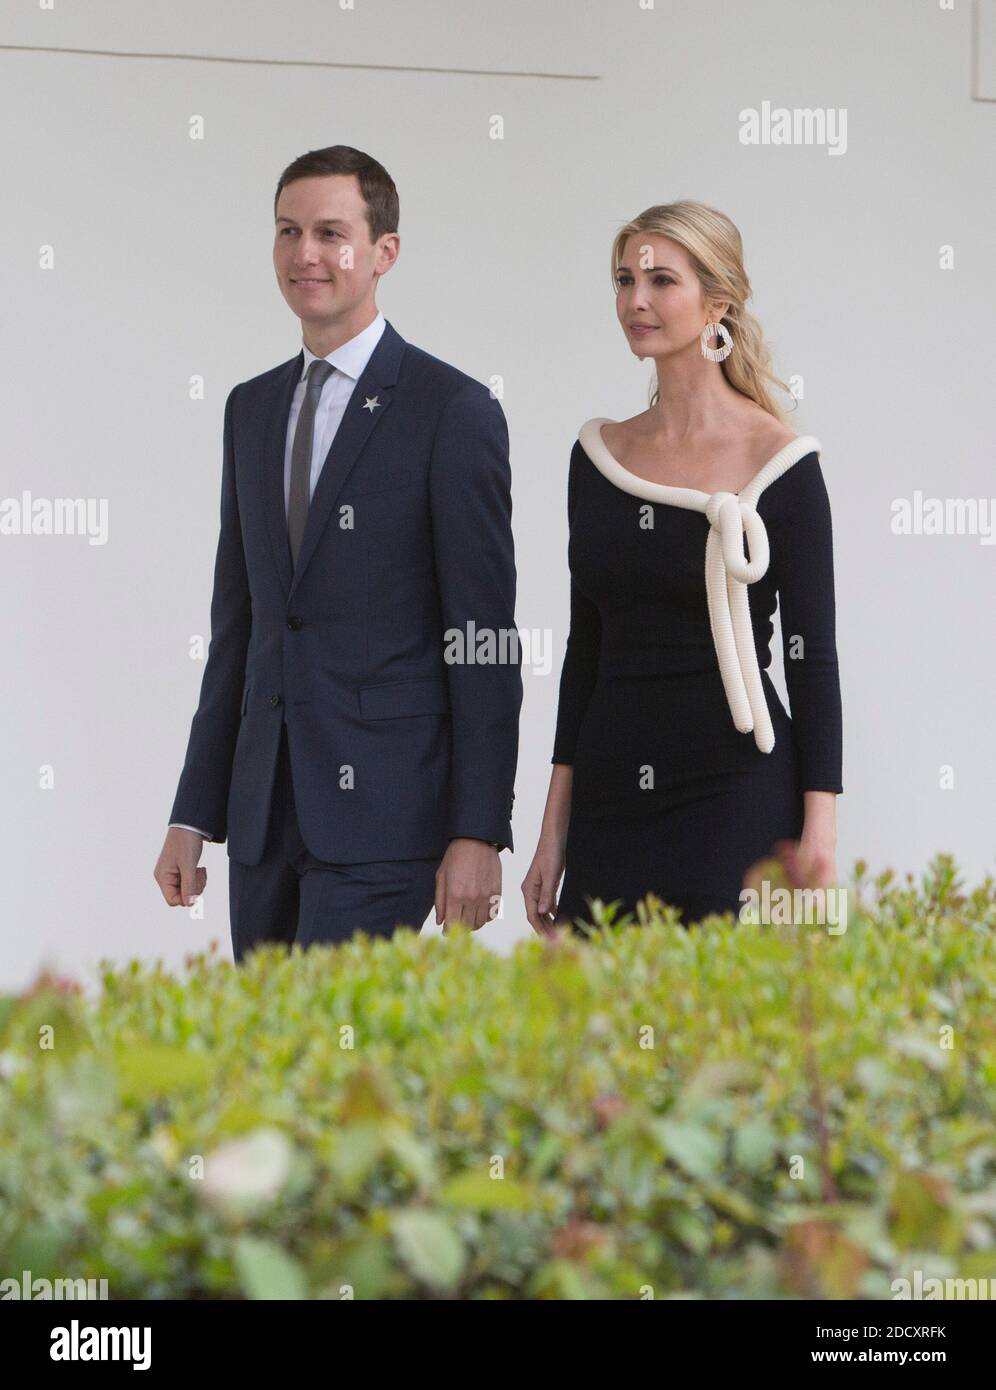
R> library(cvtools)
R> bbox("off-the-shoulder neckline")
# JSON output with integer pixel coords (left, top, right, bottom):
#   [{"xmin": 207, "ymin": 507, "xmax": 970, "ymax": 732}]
[{"xmin": 577, "ymin": 417, "xmax": 822, "ymax": 510}]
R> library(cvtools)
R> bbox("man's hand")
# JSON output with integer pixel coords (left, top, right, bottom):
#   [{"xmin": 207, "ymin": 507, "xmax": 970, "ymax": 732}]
[
  {"xmin": 154, "ymin": 827, "xmax": 207, "ymax": 907},
  {"xmin": 434, "ymin": 838, "xmax": 501, "ymax": 931}
]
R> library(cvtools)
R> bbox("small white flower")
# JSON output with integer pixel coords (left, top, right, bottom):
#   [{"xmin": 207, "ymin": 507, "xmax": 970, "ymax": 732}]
[{"xmin": 200, "ymin": 1128, "xmax": 292, "ymax": 1206}]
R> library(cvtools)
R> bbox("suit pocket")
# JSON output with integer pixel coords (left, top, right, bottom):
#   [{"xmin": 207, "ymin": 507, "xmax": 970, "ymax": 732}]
[{"xmin": 358, "ymin": 677, "xmax": 450, "ymax": 720}]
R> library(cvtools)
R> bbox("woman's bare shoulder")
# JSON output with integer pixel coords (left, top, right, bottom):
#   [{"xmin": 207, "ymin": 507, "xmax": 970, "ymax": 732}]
[
  {"xmin": 742, "ymin": 407, "xmax": 799, "ymax": 462},
  {"xmin": 600, "ymin": 412, "xmax": 651, "ymax": 454}
]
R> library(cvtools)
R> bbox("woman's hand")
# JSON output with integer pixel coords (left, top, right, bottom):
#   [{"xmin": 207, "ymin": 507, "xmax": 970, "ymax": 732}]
[
  {"xmin": 797, "ymin": 829, "xmax": 838, "ymax": 887},
  {"xmin": 521, "ymin": 838, "xmax": 567, "ymax": 937},
  {"xmin": 799, "ymin": 791, "xmax": 838, "ymax": 886}
]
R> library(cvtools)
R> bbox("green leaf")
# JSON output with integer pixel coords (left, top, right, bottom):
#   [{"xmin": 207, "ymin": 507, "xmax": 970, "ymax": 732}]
[
  {"xmin": 439, "ymin": 1170, "xmax": 533, "ymax": 1211},
  {"xmin": 652, "ymin": 1119, "xmax": 722, "ymax": 1180},
  {"xmin": 385, "ymin": 1126, "xmax": 437, "ymax": 1191},
  {"xmin": 331, "ymin": 1123, "xmax": 385, "ymax": 1192},
  {"xmin": 391, "ymin": 1210, "xmax": 466, "ymax": 1290},
  {"xmin": 113, "ymin": 1044, "xmax": 213, "ymax": 1100},
  {"xmin": 733, "ymin": 1122, "xmax": 778, "ymax": 1174},
  {"xmin": 234, "ymin": 1236, "xmax": 308, "ymax": 1300},
  {"xmin": 890, "ymin": 1170, "xmax": 961, "ymax": 1252}
]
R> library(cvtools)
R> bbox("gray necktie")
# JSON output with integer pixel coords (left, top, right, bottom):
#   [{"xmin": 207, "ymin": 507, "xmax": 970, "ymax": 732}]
[{"xmin": 287, "ymin": 358, "xmax": 335, "ymax": 568}]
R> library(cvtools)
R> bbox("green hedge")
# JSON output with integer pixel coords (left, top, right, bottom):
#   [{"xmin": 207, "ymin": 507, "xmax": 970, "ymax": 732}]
[{"xmin": 1, "ymin": 853, "xmax": 994, "ymax": 1299}]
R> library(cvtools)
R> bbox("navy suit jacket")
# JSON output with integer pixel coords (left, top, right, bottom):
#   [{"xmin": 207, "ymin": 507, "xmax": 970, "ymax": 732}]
[{"xmin": 169, "ymin": 319, "xmax": 522, "ymax": 866}]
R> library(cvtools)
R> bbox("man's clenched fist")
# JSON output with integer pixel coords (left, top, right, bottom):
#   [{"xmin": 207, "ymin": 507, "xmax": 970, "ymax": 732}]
[{"xmin": 154, "ymin": 827, "xmax": 207, "ymax": 907}]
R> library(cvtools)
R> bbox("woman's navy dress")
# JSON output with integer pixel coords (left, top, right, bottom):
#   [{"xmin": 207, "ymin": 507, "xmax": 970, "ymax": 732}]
[{"xmin": 553, "ymin": 420, "xmax": 843, "ymax": 928}]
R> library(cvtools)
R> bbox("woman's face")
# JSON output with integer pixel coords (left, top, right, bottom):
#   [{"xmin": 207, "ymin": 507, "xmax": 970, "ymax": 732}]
[{"xmin": 614, "ymin": 234, "xmax": 723, "ymax": 361}]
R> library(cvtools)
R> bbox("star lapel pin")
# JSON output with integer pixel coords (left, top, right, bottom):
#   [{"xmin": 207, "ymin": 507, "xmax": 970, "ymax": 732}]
[{"xmin": 362, "ymin": 395, "xmax": 381, "ymax": 413}]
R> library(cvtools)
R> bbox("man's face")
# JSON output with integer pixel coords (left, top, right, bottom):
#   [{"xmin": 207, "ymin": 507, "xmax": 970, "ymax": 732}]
[{"xmin": 272, "ymin": 174, "xmax": 396, "ymax": 329}]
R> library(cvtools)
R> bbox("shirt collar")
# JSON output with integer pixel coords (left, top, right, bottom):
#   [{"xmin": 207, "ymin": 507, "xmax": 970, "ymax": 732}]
[{"xmin": 300, "ymin": 310, "xmax": 386, "ymax": 383}]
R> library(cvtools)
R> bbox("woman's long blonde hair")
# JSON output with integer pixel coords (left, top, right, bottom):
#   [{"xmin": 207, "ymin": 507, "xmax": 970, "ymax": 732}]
[{"xmin": 611, "ymin": 201, "xmax": 795, "ymax": 425}]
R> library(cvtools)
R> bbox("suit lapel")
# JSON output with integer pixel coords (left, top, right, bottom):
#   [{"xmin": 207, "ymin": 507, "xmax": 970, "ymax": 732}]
[
  {"xmin": 259, "ymin": 319, "xmax": 407, "ymax": 602},
  {"xmin": 260, "ymin": 353, "xmax": 302, "ymax": 598}
]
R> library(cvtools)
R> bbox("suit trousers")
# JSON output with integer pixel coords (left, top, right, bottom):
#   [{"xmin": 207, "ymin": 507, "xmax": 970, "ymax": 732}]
[{"xmin": 228, "ymin": 719, "xmax": 440, "ymax": 963}]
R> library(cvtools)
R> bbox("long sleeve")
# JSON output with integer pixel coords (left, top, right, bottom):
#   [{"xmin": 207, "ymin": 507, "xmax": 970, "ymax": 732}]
[
  {"xmin": 168, "ymin": 385, "xmax": 253, "ymax": 840},
  {"xmin": 770, "ymin": 455, "xmax": 843, "ymax": 793},
  {"xmin": 552, "ymin": 449, "xmax": 602, "ymax": 765},
  {"xmin": 428, "ymin": 381, "xmax": 522, "ymax": 850}
]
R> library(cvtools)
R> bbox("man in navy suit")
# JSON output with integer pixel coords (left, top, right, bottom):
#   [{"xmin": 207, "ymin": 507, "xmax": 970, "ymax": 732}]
[{"xmin": 154, "ymin": 146, "xmax": 521, "ymax": 961}]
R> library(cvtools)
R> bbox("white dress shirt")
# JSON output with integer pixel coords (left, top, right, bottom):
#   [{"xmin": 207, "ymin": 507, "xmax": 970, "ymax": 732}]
[{"xmin": 170, "ymin": 311, "xmax": 387, "ymax": 841}]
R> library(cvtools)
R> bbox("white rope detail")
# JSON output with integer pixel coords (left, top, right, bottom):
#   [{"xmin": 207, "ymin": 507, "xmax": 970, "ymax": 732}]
[{"xmin": 577, "ymin": 419, "xmax": 822, "ymax": 754}]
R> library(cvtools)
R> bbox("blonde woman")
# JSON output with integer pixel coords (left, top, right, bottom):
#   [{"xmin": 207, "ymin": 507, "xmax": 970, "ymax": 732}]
[{"xmin": 522, "ymin": 202, "xmax": 842, "ymax": 933}]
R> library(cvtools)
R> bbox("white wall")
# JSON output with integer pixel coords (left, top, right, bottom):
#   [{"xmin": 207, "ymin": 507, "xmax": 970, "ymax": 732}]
[{"xmin": 2, "ymin": 0, "xmax": 993, "ymax": 989}]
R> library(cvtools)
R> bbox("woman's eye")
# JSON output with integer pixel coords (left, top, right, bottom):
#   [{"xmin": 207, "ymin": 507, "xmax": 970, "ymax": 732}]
[{"xmin": 615, "ymin": 274, "xmax": 672, "ymax": 287}]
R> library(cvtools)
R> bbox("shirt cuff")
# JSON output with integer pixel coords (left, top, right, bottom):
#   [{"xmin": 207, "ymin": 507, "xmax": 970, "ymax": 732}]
[{"xmin": 169, "ymin": 822, "xmax": 213, "ymax": 841}]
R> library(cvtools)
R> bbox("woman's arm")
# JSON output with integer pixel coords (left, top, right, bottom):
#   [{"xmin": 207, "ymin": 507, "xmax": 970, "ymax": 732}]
[
  {"xmin": 522, "ymin": 765, "xmax": 576, "ymax": 935},
  {"xmin": 772, "ymin": 453, "xmax": 843, "ymax": 882},
  {"xmin": 523, "ymin": 451, "xmax": 601, "ymax": 931},
  {"xmin": 550, "ymin": 451, "xmax": 602, "ymax": 766},
  {"xmin": 540, "ymin": 764, "xmax": 574, "ymax": 849}
]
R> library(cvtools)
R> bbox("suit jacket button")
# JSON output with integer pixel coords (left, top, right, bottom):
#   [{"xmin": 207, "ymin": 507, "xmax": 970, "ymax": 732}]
[
  {"xmin": 270, "ymin": 694, "xmax": 281, "ymax": 708},
  {"xmin": 287, "ymin": 616, "xmax": 303, "ymax": 630}
]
